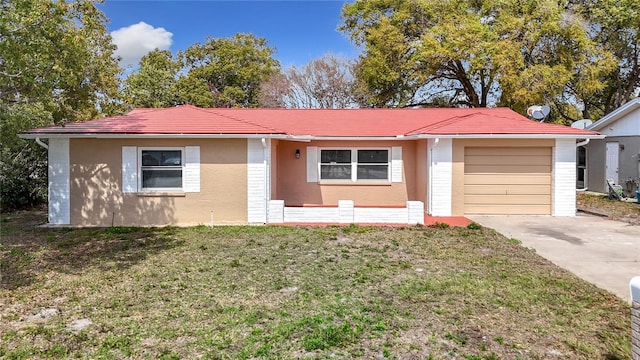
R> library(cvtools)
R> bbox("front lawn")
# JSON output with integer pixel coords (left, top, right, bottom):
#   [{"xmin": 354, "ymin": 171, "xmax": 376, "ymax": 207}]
[{"xmin": 0, "ymin": 211, "xmax": 630, "ymax": 359}]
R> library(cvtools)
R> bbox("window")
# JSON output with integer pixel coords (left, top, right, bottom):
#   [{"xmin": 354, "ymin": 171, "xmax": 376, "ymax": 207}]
[
  {"xmin": 123, "ymin": 146, "xmax": 199, "ymax": 194},
  {"xmin": 319, "ymin": 148, "xmax": 390, "ymax": 181},
  {"xmin": 320, "ymin": 150, "xmax": 352, "ymax": 180},
  {"xmin": 577, "ymin": 146, "xmax": 587, "ymax": 187},
  {"xmin": 140, "ymin": 148, "xmax": 183, "ymax": 190},
  {"xmin": 357, "ymin": 149, "xmax": 389, "ymax": 180}
]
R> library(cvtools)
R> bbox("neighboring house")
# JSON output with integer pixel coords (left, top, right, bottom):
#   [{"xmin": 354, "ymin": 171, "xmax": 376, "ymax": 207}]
[
  {"xmin": 19, "ymin": 105, "xmax": 600, "ymax": 226},
  {"xmin": 582, "ymin": 98, "xmax": 640, "ymax": 196}
]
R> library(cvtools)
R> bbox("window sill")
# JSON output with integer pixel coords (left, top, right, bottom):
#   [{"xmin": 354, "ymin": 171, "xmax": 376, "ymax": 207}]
[
  {"xmin": 136, "ymin": 192, "xmax": 186, "ymax": 197},
  {"xmin": 318, "ymin": 181, "xmax": 392, "ymax": 186}
]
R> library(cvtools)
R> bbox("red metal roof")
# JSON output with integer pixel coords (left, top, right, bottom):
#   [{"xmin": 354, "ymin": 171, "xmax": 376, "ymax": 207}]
[
  {"xmin": 22, "ymin": 104, "xmax": 598, "ymax": 137},
  {"xmin": 25, "ymin": 105, "xmax": 282, "ymax": 135}
]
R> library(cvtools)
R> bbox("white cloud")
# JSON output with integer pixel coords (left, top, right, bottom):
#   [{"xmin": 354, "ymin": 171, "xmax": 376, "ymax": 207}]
[{"xmin": 111, "ymin": 22, "xmax": 173, "ymax": 67}]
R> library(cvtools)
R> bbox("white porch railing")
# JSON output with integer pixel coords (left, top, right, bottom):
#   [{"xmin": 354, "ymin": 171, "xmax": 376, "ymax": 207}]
[{"xmin": 267, "ymin": 200, "xmax": 424, "ymax": 225}]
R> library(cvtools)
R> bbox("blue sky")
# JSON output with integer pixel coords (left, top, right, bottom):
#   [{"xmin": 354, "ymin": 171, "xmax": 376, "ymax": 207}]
[{"xmin": 98, "ymin": 1, "xmax": 359, "ymax": 69}]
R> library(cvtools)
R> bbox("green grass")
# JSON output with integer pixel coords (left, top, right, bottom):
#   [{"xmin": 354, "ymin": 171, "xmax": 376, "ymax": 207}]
[{"xmin": 0, "ymin": 211, "xmax": 631, "ymax": 359}]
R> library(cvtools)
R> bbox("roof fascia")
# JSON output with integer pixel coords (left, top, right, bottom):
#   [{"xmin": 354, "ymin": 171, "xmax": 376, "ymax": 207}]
[
  {"xmin": 285, "ymin": 135, "xmax": 314, "ymax": 142},
  {"xmin": 414, "ymin": 134, "xmax": 605, "ymax": 139},
  {"xmin": 302, "ymin": 136, "xmax": 412, "ymax": 141},
  {"xmin": 18, "ymin": 133, "xmax": 290, "ymax": 140},
  {"xmin": 588, "ymin": 98, "xmax": 640, "ymax": 131},
  {"xmin": 18, "ymin": 133, "xmax": 605, "ymax": 141}
]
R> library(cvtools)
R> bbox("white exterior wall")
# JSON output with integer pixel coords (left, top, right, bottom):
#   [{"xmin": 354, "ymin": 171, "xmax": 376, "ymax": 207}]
[
  {"xmin": 48, "ymin": 138, "xmax": 70, "ymax": 224},
  {"xmin": 247, "ymin": 139, "xmax": 270, "ymax": 223},
  {"xmin": 428, "ymin": 138, "xmax": 452, "ymax": 216},
  {"xmin": 598, "ymin": 108, "xmax": 640, "ymax": 137},
  {"xmin": 553, "ymin": 138, "xmax": 577, "ymax": 216}
]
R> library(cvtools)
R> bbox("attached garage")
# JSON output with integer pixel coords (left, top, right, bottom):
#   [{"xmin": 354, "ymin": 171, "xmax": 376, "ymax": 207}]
[{"xmin": 463, "ymin": 147, "xmax": 552, "ymax": 215}]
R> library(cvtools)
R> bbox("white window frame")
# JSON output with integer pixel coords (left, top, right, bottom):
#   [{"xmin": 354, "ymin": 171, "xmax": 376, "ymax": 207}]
[
  {"xmin": 318, "ymin": 147, "xmax": 391, "ymax": 182},
  {"xmin": 138, "ymin": 147, "xmax": 185, "ymax": 192}
]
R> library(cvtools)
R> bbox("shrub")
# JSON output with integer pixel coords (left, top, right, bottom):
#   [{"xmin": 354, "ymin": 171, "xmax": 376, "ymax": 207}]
[
  {"xmin": 466, "ymin": 222, "xmax": 482, "ymax": 230},
  {"xmin": 0, "ymin": 144, "xmax": 47, "ymax": 211}
]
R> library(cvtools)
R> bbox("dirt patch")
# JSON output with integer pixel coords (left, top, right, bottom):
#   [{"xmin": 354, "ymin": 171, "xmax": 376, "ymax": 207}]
[{"xmin": 577, "ymin": 192, "xmax": 640, "ymax": 225}]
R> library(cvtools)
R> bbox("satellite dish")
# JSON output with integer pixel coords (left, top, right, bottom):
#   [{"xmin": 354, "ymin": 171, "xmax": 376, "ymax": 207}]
[
  {"xmin": 527, "ymin": 105, "xmax": 551, "ymax": 121},
  {"xmin": 541, "ymin": 105, "xmax": 550, "ymax": 116},
  {"xmin": 570, "ymin": 119, "xmax": 593, "ymax": 129}
]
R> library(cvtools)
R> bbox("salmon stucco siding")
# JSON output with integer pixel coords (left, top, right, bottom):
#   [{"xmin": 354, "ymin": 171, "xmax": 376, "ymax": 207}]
[
  {"xmin": 274, "ymin": 140, "xmax": 419, "ymax": 206},
  {"xmin": 68, "ymin": 138, "xmax": 248, "ymax": 226}
]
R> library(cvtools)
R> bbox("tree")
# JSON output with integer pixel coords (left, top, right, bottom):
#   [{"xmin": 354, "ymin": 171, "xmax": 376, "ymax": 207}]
[
  {"xmin": 0, "ymin": 0, "xmax": 123, "ymax": 210},
  {"xmin": 0, "ymin": 0, "xmax": 123, "ymax": 123},
  {"xmin": 178, "ymin": 33, "xmax": 280, "ymax": 108},
  {"xmin": 123, "ymin": 49, "xmax": 181, "ymax": 108},
  {"xmin": 573, "ymin": 0, "xmax": 640, "ymax": 119},
  {"xmin": 259, "ymin": 73, "xmax": 291, "ymax": 108},
  {"xmin": 260, "ymin": 54, "xmax": 357, "ymax": 108},
  {"xmin": 340, "ymin": 0, "xmax": 615, "ymax": 121}
]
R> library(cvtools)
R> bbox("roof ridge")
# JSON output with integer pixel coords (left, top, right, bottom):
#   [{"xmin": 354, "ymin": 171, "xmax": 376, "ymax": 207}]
[
  {"xmin": 406, "ymin": 111, "xmax": 529, "ymax": 135},
  {"xmin": 203, "ymin": 108, "xmax": 287, "ymax": 134},
  {"xmin": 405, "ymin": 112, "xmax": 476, "ymax": 135},
  {"xmin": 129, "ymin": 106, "xmax": 174, "ymax": 114}
]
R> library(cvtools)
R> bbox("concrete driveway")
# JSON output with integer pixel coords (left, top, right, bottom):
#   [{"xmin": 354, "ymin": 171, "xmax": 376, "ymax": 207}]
[{"xmin": 469, "ymin": 214, "xmax": 640, "ymax": 302}]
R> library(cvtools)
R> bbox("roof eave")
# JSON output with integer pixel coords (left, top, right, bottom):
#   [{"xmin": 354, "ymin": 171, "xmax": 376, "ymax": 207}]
[
  {"xmin": 19, "ymin": 132, "xmax": 605, "ymax": 140},
  {"xmin": 297, "ymin": 135, "xmax": 413, "ymax": 141},
  {"xmin": 414, "ymin": 133, "xmax": 605, "ymax": 139},
  {"xmin": 18, "ymin": 133, "xmax": 289, "ymax": 139},
  {"xmin": 587, "ymin": 98, "xmax": 640, "ymax": 131}
]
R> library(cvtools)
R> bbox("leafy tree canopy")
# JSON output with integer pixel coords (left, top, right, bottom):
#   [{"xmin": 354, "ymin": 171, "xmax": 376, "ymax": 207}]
[
  {"xmin": 0, "ymin": 0, "xmax": 123, "ymax": 125},
  {"xmin": 0, "ymin": 0, "xmax": 123, "ymax": 210},
  {"xmin": 340, "ymin": 0, "xmax": 633, "ymax": 122},
  {"xmin": 124, "ymin": 34, "xmax": 281, "ymax": 109},
  {"xmin": 178, "ymin": 33, "xmax": 280, "ymax": 108},
  {"xmin": 123, "ymin": 49, "xmax": 181, "ymax": 108},
  {"xmin": 576, "ymin": 0, "xmax": 640, "ymax": 118}
]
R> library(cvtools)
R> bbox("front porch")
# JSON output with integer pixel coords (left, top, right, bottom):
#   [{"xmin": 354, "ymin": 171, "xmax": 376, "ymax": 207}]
[{"xmin": 266, "ymin": 200, "xmax": 471, "ymax": 227}]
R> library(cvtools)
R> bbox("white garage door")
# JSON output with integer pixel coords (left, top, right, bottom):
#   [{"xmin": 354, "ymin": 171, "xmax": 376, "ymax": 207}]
[{"xmin": 464, "ymin": 147, "xmax": 552, "ymax": 215}]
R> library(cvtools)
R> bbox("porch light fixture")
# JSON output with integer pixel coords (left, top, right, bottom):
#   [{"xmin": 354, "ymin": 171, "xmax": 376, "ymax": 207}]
[{"xmin": 295, "ymin": 149, "xmax": 301, "ymax": 159}]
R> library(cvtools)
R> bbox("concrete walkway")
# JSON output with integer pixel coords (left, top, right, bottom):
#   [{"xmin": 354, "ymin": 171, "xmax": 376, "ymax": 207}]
[{"xmin": 469, "ymin": 214, "xmax": 640, "ymax": 302}]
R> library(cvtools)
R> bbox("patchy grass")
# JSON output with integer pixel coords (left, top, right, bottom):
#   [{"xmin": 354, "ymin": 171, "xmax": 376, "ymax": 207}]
[
  {"xmin": 0, "ymin": 211, "xmax": 630, "ymax": 359},
  {"xmin": 577, "ymin": 192, "xmax": 640, "ymax": 225}
]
